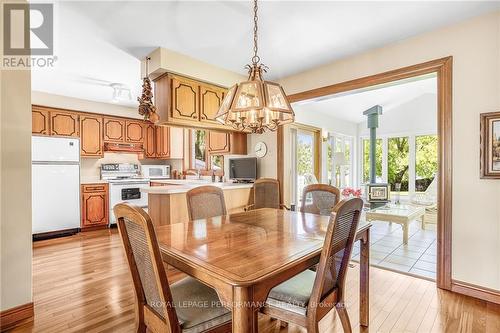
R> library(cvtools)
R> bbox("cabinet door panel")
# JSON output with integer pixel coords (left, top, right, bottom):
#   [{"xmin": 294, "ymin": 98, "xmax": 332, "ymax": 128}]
[
  {"xmin": 80, "ymin": 115, "xmax": 103, "ymax": 157},
  {"xmin": 103, "ymin": 117, "xmax": 125, "ymax": 142},
  {"xmin": 156, "ymin": 126, "xmax": 170, "ymax": 158},
  {"xmin": 208, "ymin": 131, "xmax": 230, "ymax": 154},
  {"xmin": 50, "ymin": 111, "xmax": 79, "ymax": 137},
  {"xmin": 171, "ymin": 76, "xmax": 199, "ymax": 121},
  {"xmin": 200, "ymin": 84, "xmax": 225, "ymax": 124},
  {"xmin": 126, "ymin": 120, "xmax": 145, "ymax": 143},
  {"xmin": 81, "ymin": 191, "xmax": 108, "ymax": 227},
  {"xmin": 32, "ymin": 108, "xmax": 50, "ymax": 135},
  {"xmin": 144, "ymin": 124, "xmax": 157, "ymax": 158}
]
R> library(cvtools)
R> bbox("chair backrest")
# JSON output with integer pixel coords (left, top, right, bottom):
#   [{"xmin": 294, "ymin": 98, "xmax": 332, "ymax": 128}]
[
  {"xmin": 309, "ymin": 198, "xmax": 363, "ymax": 308},
  {"xmin": 300, "ymin": 184, "xmax": 341, "ymax": 216},
  {"xmin": 253, "ymin": 178, "xmax": 281, "ymax": 209},
  {"xmin": 186, "ymin": 185, "xmax": 227, "ymax": 220},
  {"xmin": 114, "ymin": 203, "xmax": 180, "ymax": 333}
]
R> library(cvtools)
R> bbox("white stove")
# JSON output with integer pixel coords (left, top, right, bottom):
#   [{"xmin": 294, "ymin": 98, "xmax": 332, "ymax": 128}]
[{"xmin": 101, "ymin": 163, "xmax": 150, "ymax": 224}]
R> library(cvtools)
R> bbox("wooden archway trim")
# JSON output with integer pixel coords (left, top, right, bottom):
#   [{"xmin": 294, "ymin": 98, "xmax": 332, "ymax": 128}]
[{"xmin": 278, "ymin": 56, "xmax": 453, "ymax": 290}]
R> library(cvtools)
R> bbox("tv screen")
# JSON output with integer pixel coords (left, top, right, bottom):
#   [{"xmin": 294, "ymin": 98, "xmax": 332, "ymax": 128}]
[{"xmin": 229, "ymin": 157, "xmax": 257, "ymax": 181}]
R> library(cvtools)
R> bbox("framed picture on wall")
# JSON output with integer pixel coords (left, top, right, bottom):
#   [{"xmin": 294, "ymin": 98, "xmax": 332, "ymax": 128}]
[{"xmin": 480, "ymin": 111, "xmax": 500, "ymax": 179}]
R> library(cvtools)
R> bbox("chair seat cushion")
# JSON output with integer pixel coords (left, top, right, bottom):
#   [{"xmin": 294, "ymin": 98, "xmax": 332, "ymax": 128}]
[
  {"xmin": 171, "ymin": 277, "xmax": 231, "ymax": 333},
  {"xmin": 265, "ymin": 269, "xmax": 316, "ymax": 315}
]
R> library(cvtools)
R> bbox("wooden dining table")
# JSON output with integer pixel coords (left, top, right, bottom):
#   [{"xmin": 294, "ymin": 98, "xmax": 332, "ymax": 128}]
[{"xmin": 155, "ymin": 208, "xmax": 371, "ymax": 333}]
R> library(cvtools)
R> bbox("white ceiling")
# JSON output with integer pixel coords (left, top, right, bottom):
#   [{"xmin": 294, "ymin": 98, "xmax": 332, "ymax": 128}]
[
  {"xmin": 31, "ymin": 1, "xmax": 500, "ymax": 106},
  {"xmin": 293, "ymin": 75, "xmax": 437, "ymax": 124}
]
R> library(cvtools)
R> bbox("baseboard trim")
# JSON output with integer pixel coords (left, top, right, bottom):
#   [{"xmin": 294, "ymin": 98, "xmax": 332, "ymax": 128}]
[
  {"xmin": 451, "ymin": 280, "xmax": 500, "ymax": 305},
  {"xmin": 0, "ymin": 302, "xmax": 34, "ymax": 332}
]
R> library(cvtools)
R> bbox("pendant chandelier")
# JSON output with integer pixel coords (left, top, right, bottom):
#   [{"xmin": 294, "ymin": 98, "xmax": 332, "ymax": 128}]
[
  {"xmin": 138, "ymin": 57, "xmax": 160, "ymax": 123},
  {"xmin": 215, "ymin": 0, "xmax": 294, "ymax": 134}
]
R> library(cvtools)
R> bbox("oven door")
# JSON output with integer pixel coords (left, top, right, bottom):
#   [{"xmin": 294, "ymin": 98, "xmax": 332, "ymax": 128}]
[{"xmin": 109, "ymin": 182, "xmax": 149, "ymax": 224}]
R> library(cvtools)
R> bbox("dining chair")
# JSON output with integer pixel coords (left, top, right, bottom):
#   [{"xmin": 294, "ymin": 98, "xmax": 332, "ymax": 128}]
[
  {"xmin": 244, "ymin": 178, "xmax": 289, "ymax": 211},
  {"xmin": 300, "ymin": 184, "xmax": 341, "ymax": 216},
  {"xmin": 186, "ymin": 185, "xmax": 227, "ymax": 220},
  {"xmin": 114, "ymin": 203, "xmax": 232, "ymax": 333},
  {"xmin": 261, "ymin": 198, "xmax": 364, "ymax": 333}
]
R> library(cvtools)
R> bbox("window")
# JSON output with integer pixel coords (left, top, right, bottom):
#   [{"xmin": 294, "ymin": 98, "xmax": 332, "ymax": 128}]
[
  {"xmin": 210, "ymin": 155, "xmax": 224, "ymax": 172},
  {"xmin": 297, "ymin": 130, "xmax": 315, "ymax": 204},
  {"xmin": 191, "ymin": 129, "xmax": 206, "ymax": 170},
  {"xmin": 388, "ymin": 137, "xmax": 410, "ymax": 192},
  {"xmin": 362, "ymin": 138, "xmax": 382, "ymax": 183},
  {"xmin": 329, "ymin": 135, "xmax": 353, "ymax": 187},
  {"xmin": 415, "ymin": 135, "xmax": 438, "ymax": 192}
]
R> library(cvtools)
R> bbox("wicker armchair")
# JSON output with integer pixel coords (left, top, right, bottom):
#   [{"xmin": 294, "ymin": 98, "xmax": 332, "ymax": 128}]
[
  {"xmin": 113, "ymin": 203, "xmax": 231, "ymax": 333},
  {"xmin": 300, "ymin": 184, "xmax": 341, "ymax": 216},
  {"xmin": 186, "ymin": 185, "xmax": 227, "ymax": 220},
  {"xmin": 261, "ymin": 198, "xmax": 363, "ymax": 333},
  {"xmin": 244, "ymin": 178, "xmax": 289, "ymax": 211}
]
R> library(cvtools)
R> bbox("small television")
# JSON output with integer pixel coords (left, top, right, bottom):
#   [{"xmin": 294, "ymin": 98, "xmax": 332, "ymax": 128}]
[{"xmin": 229, "ymin": 157, "xmax": 257, "ymax": 182}]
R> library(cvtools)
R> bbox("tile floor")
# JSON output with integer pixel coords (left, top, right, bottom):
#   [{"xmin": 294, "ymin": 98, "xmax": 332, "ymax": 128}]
[{"xmin": 352, "ymin": 218, "xmax": 437, "ymax": 280}]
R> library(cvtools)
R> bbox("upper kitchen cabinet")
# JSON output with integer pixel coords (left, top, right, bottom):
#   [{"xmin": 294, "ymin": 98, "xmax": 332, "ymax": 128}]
[
  {"xmin": 125, "ymin": 120, "xmax": 145, "ymax": 143},
  {"xmin": 50, "ymin": 110, "xmax": 79, "ymax": 137},
  {"xmin": 103, "ymin": 117, "xmax": 145, "ymax": 145},
  {"xmin": 143, "ymin": 125, "xmax": 184, "ymax": 160},
  {"xmin": 208, "ymin": 131, "xmax": 247, "ymax": 155},
  {"xmin": 80, "ymin": 115, "xmax": 103, "ymax": 158},
  {"xmin": 144, "ymin": 123, "xmax": 157, "ymax": 158},
  {"xmin": 171, "ymin": 76, "xmax": 199, "ymax": 123},
  {"xmin": 103, "ymin": 117, "xmax": 126, "ymax": 142},
  {"xmin": 154, "ymin": 73, "xmax": 234, "ymax": 131},
  {"xmin": 208, "ymin": 131, "xmax": 230, "ymax": 154},
  {"xmin": 200, "ymin": 83, "xmax": 225, "ymax": 125},
  {"xmin": 32, "ymin": 106, "xmax": 50, "ymax": 135}
]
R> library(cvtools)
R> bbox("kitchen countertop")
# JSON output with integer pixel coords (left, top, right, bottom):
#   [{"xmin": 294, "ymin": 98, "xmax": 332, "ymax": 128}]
[
  {"xmin": 141, "ymin": 180, "xmax": 253, "ymax": 194},
  {"xmin": 80, "ymin": 177, "xmax": 109, "ymax": 184}
]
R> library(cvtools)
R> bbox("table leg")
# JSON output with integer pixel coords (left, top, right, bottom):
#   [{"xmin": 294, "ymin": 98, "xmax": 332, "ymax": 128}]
[
  {"xmin": 233, "ymin": 286, "xmax": 258, "ymax": 333},
  {"xmin": 403, "ymin": 223, "xmax": 409, "ymax": 245},
  {"xmin": 360, "ymin": 229, "xmax": 370, "ymax": 327},
  {"xmin": 421, "ymin": 214, "xmax": 426, "ymax": 230}
]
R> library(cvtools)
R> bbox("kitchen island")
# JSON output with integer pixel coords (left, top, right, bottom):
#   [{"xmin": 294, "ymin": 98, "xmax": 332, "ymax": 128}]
[{"xmin": 141, "ymin": 180, "xmax": 253, "ymax": 226}]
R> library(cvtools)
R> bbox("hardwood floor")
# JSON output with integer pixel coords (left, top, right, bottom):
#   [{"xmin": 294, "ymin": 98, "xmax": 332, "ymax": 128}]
[{"xmin": 9, "ymin": 229, "xmax": 500, "ymax": 333}]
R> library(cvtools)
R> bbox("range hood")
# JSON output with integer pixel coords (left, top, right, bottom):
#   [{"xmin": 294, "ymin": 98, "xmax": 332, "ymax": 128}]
[{"xmin": 104, "ymin": 142, "xmax": 144, "ymax": 153}]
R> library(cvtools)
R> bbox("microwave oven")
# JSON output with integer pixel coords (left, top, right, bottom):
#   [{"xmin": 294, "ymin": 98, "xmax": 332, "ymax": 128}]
[{"xmin": 141, "ymin": 165, "xmax": 171, "ymax": 179}]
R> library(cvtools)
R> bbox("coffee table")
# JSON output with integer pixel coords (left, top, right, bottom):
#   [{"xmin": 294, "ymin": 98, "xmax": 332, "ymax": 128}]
[{"xmin": 365, "ymin": 204, "xmax": 425, "ymax": 244}]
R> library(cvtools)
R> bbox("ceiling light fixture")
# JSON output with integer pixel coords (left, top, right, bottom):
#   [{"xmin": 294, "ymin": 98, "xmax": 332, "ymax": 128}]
[
  {"xmin": 215, "ymin": 0, "xmax": 294, "ymax": 134},
  {"xmin": 110, "ymin": 83, "xmax": 132, "ymax": 103},
  {"xmin": 138, "ymin": 57, "xmax": 159, "ymax": 123}
]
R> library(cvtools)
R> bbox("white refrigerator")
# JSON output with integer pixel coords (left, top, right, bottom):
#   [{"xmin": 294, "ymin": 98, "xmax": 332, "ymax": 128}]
[{"xmin": 32, "ymin": 136, "xmax": 80, "ymax": 235}]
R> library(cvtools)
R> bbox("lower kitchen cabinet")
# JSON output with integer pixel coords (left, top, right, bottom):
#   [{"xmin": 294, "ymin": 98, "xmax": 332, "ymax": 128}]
[{"xmin": 81, "ymin": 183, "xmax": 109, "ymax": 230}]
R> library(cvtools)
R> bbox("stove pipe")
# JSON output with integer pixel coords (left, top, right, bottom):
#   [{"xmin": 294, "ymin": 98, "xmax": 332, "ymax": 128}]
[{"xmin": 363, "ymin": 105, "xmax": 383, "ymax": 184}]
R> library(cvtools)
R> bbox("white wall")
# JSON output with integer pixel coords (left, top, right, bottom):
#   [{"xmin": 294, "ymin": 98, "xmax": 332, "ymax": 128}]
[
  {"xmin": 279, "ymin": 11, "xmax": 500, "ymax": 290},
  {"xmin": 0, "ymin": 68, "xmax": 33, "ymax": 310},
  {"xmin": 246, "ymin": 132, "xmax": 277, "ymax": 179},
  {"xmin": 293, "ymin": 104, "xmax": 358, "ymax": 136}
]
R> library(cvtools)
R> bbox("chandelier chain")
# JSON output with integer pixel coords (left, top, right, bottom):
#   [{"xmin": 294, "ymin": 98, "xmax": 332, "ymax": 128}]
[{"xmin": 252, "ymin": 0, "xmax": 260, "ymax": 65}]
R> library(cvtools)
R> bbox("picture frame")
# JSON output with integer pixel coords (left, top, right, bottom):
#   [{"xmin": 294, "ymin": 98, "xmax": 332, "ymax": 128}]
[
  {"xmin": 480, "ymin": 111, "xmax": 500, "ymax": 179},
  {"xmin": 367, "ymin": 184, "xmax": 390, "ymax": 201}
]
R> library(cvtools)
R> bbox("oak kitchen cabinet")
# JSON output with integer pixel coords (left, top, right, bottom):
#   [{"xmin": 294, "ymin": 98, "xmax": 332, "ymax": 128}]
[
  {"xmin": 103, "ymin": 117, "xmax": 126, "ymax": 142},
  {"xmin": 143, "ymin": 125, "xmax": 184, "ymax": 159},
  {"xmin": 155, "ymin": 73, "xmax": 236, "ymax": 131},
  {"xmin": 80, "ymin": 115, "xmax": 104, "ymax": 158},
  {"xmin": 103, "ymin": 117, "xmax": 145, "ymax": 145},
  {"xmin": 50, "ymin": 110, "xmax": 79, "ymax": 137},
  {"xmin": 208, "ymin": 131, "xmax": 247, "ymax": 155},
  {"xmin": 81, "ymin": 183, "xmax": 109, "ymax": 231},
  {"xmin": 32, "ymin": 106, "xmax": 50, "ymax": 135}
]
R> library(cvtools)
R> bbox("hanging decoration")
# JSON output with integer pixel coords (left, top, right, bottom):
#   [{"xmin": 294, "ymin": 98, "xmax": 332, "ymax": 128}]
[{"xmin": 138, "ymin": 57, "xmax": 159, "ymax": 123}]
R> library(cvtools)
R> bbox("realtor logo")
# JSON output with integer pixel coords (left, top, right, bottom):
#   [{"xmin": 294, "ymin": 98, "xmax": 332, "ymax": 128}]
[{"xmin": 3, "ymin": 3, "xmax": 53, "ymax": 56}]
